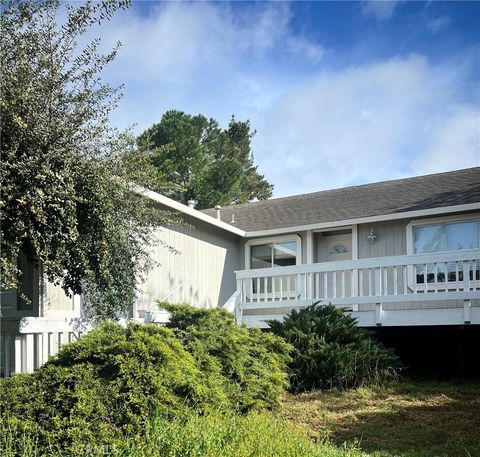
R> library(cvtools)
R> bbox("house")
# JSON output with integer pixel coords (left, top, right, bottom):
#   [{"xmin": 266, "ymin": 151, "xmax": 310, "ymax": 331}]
[{"xmin": 1, "ymin": 166, "xmax": 479, "ymax": 375}]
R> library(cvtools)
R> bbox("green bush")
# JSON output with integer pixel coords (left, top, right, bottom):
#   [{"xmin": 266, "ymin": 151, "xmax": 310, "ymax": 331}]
[
  {"xmin": 161, "ymin": 302, "xmax": 292, "ymax": 411},
  {"xmin": 268, "ymin": 304, "xmax": 401, "ymax": 391},
  {"xmin": 0, "ymin": 308, "xmax": 292, "ymax": 454},
  {"xmin": 0, "ymin": 322, "xmax": 226, "ymax": 453}
]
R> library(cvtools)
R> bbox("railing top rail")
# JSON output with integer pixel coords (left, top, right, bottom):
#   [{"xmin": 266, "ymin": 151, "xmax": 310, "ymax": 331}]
[{"xmin": 235, "ymin": 249, "xmax": 479, "ymax": 279}]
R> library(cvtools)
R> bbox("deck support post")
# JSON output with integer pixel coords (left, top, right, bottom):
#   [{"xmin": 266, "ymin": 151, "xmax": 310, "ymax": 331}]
[
  {"xmin": 375, "ymin": 302, "xmax": 383, "ymax": 326},
  {"xmin": 463, "ymin": 299, "xmax": 471, "ymax": 324}
]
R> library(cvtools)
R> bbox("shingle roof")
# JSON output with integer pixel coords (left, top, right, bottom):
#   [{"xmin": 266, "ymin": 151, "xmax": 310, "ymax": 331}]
[{"xmin": 202, "ymin": 167, "xmax": 480, "ymax": 232}]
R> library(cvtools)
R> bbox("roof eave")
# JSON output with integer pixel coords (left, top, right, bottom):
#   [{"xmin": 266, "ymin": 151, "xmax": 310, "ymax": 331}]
[
  {"xmin": 244, "ymin": 202, "xmax": 480, "ymax": 238},
  {"xmin": 132, "ymin": 184, "xmax": 247, "ymax": 237}
]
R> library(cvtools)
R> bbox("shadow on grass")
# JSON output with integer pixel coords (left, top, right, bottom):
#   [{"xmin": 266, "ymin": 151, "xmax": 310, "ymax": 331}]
[
  {"xmin": 282, "ymin": 382, "xmax": 480, "ymax": 457},
  {"xmin": 329, "ymin": 390, "xmax": 480, "ymax": 457}
]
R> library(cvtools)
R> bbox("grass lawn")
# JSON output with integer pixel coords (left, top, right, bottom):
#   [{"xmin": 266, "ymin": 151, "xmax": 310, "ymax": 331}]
[{"xmin": 280, "ymin": 380, "xmax": 480, "ymax": 457}]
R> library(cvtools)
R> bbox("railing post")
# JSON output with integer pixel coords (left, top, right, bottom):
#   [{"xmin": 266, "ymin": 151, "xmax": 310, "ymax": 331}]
[
  {"xmin": 236, "ymin": 278, "xmax": 243, "ymax": 325},
  {"xmin": 464, "ymin": 299, "xmax": 471, "ymax": 324},
  {"xmin": 25, "ymin": 334, "xmax": 35, "ymax": 373},
  {"xmin": 14, "ymin": 335, "xmax": 22, "ymax": 374},
  {"xmin": 375, "ymin": 303, "xmax": 383, "ymax": 326}
]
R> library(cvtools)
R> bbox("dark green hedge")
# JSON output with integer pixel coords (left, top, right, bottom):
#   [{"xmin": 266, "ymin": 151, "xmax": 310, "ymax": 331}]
[{"xmin": 268, "ymin": 303, "xmax": 401, "ymax": 391}]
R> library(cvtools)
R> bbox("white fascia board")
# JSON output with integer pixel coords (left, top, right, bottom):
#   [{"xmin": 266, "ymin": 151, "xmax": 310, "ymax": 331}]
[
  {"xmin": 244, "ymin": 202, "xmax": 480, "ymax": 238},
  {"xmin": 132, "ymin": 184, "xmax": 246, "ymax": 237}
]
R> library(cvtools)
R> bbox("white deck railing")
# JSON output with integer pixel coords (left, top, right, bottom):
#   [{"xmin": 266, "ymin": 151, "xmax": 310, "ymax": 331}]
[
  {"xmin": 235, "ymin": 249, "xmax": 480, "ymax": 327},
  {"xmin": 0, "ymin": 318, "xmax": 86, "ymax": 377}
]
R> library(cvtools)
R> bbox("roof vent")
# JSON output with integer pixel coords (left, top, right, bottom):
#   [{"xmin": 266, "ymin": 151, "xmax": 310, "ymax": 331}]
[
  {"xmin": 187, "ymin": 200, "xmax": 196, "ymax": 209},
  {"xmin": 230, "ymin": 213, "xmax": 235, "ymax": 224},
  {"xmin": 215, "ymin": 205, "xmax": 221, "ymax": 220}
]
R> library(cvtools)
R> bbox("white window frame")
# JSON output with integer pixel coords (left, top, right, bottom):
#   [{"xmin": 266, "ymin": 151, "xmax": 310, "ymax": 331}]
[
  {"xmin": 406, "ymin": 213, "xmax": 480, "ymax": 290},
  {"xmin": 244, "ymin": 235, "xmax": 302, "ymax": 301},
  {"xmin": 245, "ymin": 234, "xmax": 302, "ymax": 270}
]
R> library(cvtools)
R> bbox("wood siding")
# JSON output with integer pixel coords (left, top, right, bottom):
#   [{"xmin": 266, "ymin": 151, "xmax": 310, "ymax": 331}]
[
  {"xmin": 358, "ymin": 219, "xmax": 409, "ymax": 259},
  {"xmin": 135, "ymin": 210, "xmax": 242, "ymax": 312}
]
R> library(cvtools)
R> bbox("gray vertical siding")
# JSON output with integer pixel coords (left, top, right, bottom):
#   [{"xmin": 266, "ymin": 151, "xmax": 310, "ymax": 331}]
[
  {"xmin": 358, "ymin": 219, "xmax": 410, "ymax": 259},
  {"xmin": 136, "ymin": 209, "xmax": 243, "ymax": 312}
]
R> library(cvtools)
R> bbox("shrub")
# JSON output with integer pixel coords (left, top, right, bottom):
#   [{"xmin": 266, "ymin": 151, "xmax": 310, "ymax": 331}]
[
  {"xmin": 0, "ymin": 322, "xmax": 226, "ymax": 453},
  {"xmin": 161, "ymin": 302, "xmax": 292, "ymax": 411},
  {"xmin": 268, "ymin": 303, "xmax": 401, "ymax": 391}
]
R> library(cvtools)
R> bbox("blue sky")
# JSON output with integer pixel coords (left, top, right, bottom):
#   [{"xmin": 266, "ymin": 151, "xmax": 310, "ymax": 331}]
[{"xmin": 94, "ymin": 1, "xmax": 480, "ymax": 197}]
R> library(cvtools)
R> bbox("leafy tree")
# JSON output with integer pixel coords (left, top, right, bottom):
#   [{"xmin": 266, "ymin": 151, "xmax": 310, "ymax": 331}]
[
  {"xmin": 0, "ymin": 0, "xmax": 173, "ymax": 320},
  {"xmin": 137, "ymin": 110, "xmax": 273, "ymax": 209}
]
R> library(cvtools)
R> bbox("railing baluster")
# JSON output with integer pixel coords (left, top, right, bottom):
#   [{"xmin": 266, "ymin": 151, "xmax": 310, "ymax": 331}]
[
  {"xmin": 359, "ymin": 269, "xmax": 364, "ymax": 297},
  {"xmin": 369, "ymin": 269, "xmax": 373, "ymax": 296},
  {"xmin": 324, "ymin": 272, "xmax": 328, "ymax": 299},
  {"xmin": 383, "ymin": 267, "xmax": 388, "ymax": 295},
  {"xmin": 287, "ymin": 276, "xmax": 291, "ymax": 300},
  {"xmin": 279, "ymin": 276, "xmax": 284, "ymax": 301},
  {"xmin": 455, "ymin": 262, "xmax": 460, "ymax": 291},
  {"xmin": 248, "ymin": 278, "xmax": 253, "ymax": 303},
  {"xmin": 333, "ymin": 271, "xmax": 337, "ymax": 298},
  {"xmin": 434, "ymin": 263, "xmax": 438, "ymax": 293},
  {"xmin": 341, "ymin": 270, "xmax": 345, "ymax": 298},
  {"xmin": 263, "ymin": 277, "xmax": 268, "ymax": 302},
  {"xmin": 272, "ymin": 275, "xmax": 276, "ymax": 301},
  {"xmin": 403, "ymin": 265, "xmax": 407, "ymax": 294},
  {"xmin": 423, "ymin": 263, "xmax": 428, "ymax": 293},
  {"xmin": 393, "ymin": 267, "xmax": 398, "ymax": 295}
]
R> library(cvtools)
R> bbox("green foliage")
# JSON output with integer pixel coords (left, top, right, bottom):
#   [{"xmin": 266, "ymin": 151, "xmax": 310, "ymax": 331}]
[
  {"xmin": 162, "ymin": 302, "xmax": 292, "ymax": 411},
  {"xmin": 0, "ymin": 322, "xmax": 224, "ymax": 454},
  {"xmin": 1, "ymin": 410, "xmax": 365, "ymax": 457},
  {"xmin": 0, "ymin": 313, "xmax": 291, "ymax": 454},
  {"xmin": 137, "ymin": 110, "xmax": 273, "ymax": 209},
  {"xmin": 268, "ymin": 304, "xmax": 401, "ymax": 391},
  {"xmin": 0, "ymin": 0, "xmax": 172, "ymax": 320}
]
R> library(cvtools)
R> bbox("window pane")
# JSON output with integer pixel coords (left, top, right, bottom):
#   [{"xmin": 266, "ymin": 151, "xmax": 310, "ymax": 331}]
[
  {"xmin": 273, "ymin": 241, "xmax": 297, "ymax": 267},
  {"xmin": 414, "ymin": 225, "xmax": 446, "ymax": 253},
  {"xmin": 446, "ymin": 221, "xmax": 479, "ymax": 251},
  {"xmin": 251, "ymin": 244, "xmax": 272, "ymax": 269}
]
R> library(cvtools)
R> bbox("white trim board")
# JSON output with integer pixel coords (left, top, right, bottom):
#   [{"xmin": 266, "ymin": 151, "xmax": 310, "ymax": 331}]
[{"xmin": 132, "ymin": 184, "xmax": 246, "ymax": 237}]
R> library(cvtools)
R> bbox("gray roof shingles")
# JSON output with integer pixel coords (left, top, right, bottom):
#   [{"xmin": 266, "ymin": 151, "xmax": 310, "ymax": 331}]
[{"xmin": 201, "ymin": 167, "xmax": 480, "ymax": 232}]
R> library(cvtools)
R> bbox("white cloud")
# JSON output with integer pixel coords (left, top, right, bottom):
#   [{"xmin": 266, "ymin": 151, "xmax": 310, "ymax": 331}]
[
  {"xmin": 427, "ymin": 15, "xmax": 450, "ymax": 34},
  {"xmin": 79, "ymin": 3, "xmax": 478, "ymax": 197},
  {"xmin": 253, "ymin": 55, "xmax": 479, "ymax": 196},
  {"xmin": 362, "ymin": 1, "xmax": 400, "ymax": 21},
  {"xmin": 85, "ymin": 2, "xmax": 324, "ymax": 131},
  {"xmin": 412, "ymin": 106, "xmax": 479, "ymax": 174}
]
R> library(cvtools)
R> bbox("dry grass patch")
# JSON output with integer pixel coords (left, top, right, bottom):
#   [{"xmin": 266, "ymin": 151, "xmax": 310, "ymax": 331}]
[{"xmin": 280, "ymin": 381, "xmax": 480, "ymax": 457}]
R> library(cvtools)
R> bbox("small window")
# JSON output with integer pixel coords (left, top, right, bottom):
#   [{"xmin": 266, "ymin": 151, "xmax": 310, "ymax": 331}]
[
  {"xmin": 251, "ymin": 241, "xmax": 297, "ymax": 269},
  {"xmin": 250, "ymin": 240, "xmax": 298, "ymax": 296}
]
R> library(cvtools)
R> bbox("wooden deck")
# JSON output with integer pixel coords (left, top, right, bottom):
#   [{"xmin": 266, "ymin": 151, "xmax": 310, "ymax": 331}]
[{"xmin": 234, "ymin": 249, "xmax": 480, "ymax": 328}]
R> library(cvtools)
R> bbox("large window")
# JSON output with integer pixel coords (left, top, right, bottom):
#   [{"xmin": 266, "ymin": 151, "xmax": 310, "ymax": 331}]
[
  {"xmin": 414, "ymin": 220, "xmax": 479, "ymax": 254},
  {"xmin": 251, "ymin": 241, "xmax": 297, "ymax": 269},
  {"xmin": 413, "ymin": 220, "xmax": 479, "ymax": 284}
]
